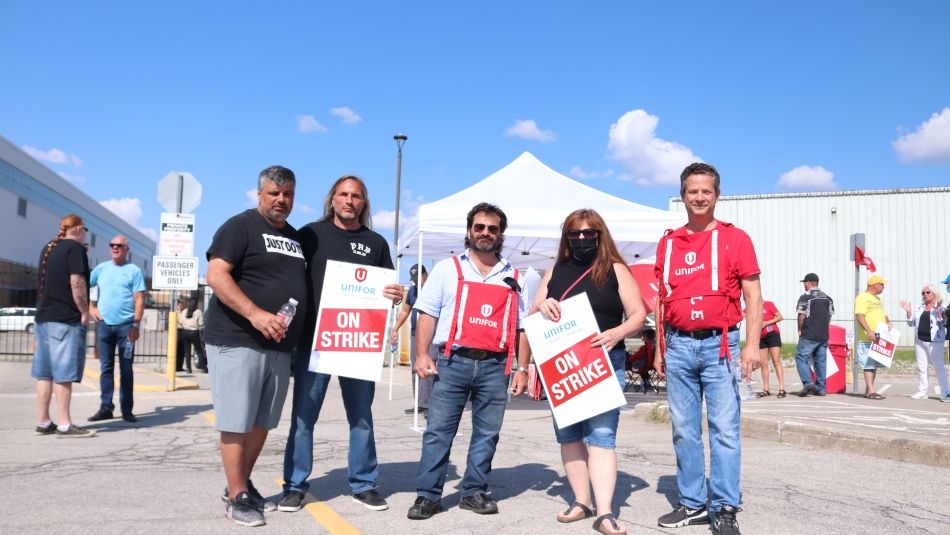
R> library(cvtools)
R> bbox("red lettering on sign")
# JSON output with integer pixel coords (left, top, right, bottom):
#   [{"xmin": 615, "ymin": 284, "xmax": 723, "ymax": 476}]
[
  {"xmin": 314, "ymin": 308, "xmax": 387, "ymax": 352},
  {"xmin": 538, "ymin": 334, "xmax": 612, "ymax": 408},
  {"xmin": 871, "ymin": 339, "xmax": 895, "ymax": 358}
]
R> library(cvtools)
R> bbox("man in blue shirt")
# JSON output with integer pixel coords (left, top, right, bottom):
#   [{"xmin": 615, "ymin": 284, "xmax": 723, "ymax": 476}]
[{"xmin": 88, "ymin": 235, "xmax": 146, "ymax": 423}]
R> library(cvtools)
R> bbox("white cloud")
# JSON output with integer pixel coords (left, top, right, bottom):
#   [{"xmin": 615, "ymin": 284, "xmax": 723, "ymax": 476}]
[
  {"xmin": 296, "ymin": 114, "xmax": 328, "ymax": 133},
  {"xmin": 99, "ymin": 197, "xmax": 158, "ymax": 242},
  {"xmin": 330, "ymin": 106, "xmax": 362, "ymax": 125},
  {"xmin": 22, "ymin": 145, "xmax": 83, "ymax": 167},
  {"xmin": 607, "ymin": 109, "xmax": 701, "ymax": 186},
  {"xmin": 569, "ymin": 166, "xmax": 615, "ymax": 180},
  {"xmin": 373, "ymin": 189, "xmax": 425, "ymax": 231},
  {"xmin": 777, "ymin": 165, "xmax": 838, "ymax": 190},
  {"xmin": 57, "ymin": 171, "xmax": 86, "ymax": 184},
  {"xmin": 505, "ymin": 119, "xmax": 557, "ymax": 143},
  {"xmin": 893, "ymin": 107, "xmax": 950, "ymax": 162},
  {"xmin": 296, "ymin": 202, "xmax": 316, "ymax": 215},
  {"xmin": 245, "ymin": 188, "xmax": 258, "ymax": 207}
]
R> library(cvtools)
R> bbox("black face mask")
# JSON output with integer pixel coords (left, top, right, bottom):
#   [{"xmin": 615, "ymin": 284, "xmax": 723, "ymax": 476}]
[{"xmin": 568, "ymin": 238, "xmax": 598, "ymax": 263}]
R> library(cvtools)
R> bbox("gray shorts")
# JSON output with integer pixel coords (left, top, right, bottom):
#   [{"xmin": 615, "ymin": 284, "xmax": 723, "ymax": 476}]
[{"xmin": 207, "ymin": 344, "xmax": 291, "ymax": 433}]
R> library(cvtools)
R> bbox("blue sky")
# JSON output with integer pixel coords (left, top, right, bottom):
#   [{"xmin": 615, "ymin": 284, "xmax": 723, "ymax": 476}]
[{"xmin": 3, "ymin": 1, "xmax": 949, "ymax": 275}]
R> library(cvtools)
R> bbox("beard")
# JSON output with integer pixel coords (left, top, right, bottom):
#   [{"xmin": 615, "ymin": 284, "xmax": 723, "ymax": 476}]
[{"xmin": 465, "ymin": 232, "xmax": 505, "ymax": 253}]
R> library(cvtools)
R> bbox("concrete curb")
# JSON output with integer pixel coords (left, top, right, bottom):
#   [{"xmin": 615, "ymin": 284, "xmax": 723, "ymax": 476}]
[{"xmin": 632, "ymin": 401, "xmax": 950, "ymax": 469}]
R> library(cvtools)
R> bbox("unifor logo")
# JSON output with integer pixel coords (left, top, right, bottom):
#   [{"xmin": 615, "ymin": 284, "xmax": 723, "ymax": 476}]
[
  {"xmin": 684, "ymin": 251, "xmax": 697, "ymax": 266},
  {"xmin": 354, "ymin": 268, "xmax": 368, "ymax": 283},
  {"xmin": 480, "ymin": 304, "xmax": 493, "ymax": 317}
]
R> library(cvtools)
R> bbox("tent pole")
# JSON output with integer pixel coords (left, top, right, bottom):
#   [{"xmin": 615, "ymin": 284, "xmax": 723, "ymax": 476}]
[{"xmin": 387, "ymin": 256, "xmax": 401, "ymax": 401}]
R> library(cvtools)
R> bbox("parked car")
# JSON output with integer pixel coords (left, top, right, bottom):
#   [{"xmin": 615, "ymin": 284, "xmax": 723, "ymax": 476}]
[{"xmin": 0, "ymin": 307, "xmax": 37, "ymax": 334}]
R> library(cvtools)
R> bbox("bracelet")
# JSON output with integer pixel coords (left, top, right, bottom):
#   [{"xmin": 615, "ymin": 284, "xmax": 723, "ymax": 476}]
[{"xmin": 515, "ymin": 366, "xmax": 528, "ymax": 373}]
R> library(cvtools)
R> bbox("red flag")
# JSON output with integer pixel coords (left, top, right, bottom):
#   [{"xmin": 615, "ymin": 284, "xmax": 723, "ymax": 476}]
[{"xmin": 854, "ymin": 246, "xmax": 877, "ymax": 272}]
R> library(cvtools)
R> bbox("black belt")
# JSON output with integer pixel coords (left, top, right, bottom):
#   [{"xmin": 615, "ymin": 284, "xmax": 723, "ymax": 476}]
[
  {"xmin": 438, "ymin": 346, "xmax": 506, "ymax": 361},
  {"xmin": 668, "ymin": 325, "xmax": 738, "ymax": 340}
]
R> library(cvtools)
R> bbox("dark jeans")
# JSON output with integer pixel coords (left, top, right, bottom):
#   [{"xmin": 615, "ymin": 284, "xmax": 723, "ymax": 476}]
[
  {"xmin": 97, "ymin": 321, "xmax": 134, "ymax": 415},
  {"xmin": 178, "ymin": 329, "xmax": 206, "ymax": 371}
]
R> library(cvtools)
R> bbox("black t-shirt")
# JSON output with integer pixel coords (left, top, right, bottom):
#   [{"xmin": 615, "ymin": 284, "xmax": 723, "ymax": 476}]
[
  {"xmin": 918, "ymin": 311, "xmax": 932, "ymax": 342},
  {"xmin": 545, "ymin": 258, "xmax": 624, "ymax": 351},
  {"xmin": 203, "ymin": 209, "xmax": 308, "ymax": 352},
  {"xmin": 796, "ymin": 288, "xmax": 834, "ymax": 341},
  {"xmin": 298, "ymin": 219, "xmax": 394, "ymax": 349},
  {"xmin": 35, "ymin": 239, "xmax": 89, "ymax": 324}
]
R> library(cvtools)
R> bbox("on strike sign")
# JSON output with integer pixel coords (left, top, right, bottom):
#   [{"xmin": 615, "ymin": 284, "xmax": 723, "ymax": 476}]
[
  {"xmin": 523, "ymin": 293, "xmax": 625, "ymax": 428},
  {"xmin": 867, "ymin": 326, "xmax": 900, "ymax": 368},
  {"xmin": 309, "ymin": 260, "xmax": 396, "ymax": 382}
]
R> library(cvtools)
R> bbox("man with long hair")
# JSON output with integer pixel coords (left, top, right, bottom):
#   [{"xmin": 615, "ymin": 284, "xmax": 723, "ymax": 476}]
[{"xmin": 280, "ymin": 175, "xmax": 403, "ymax": 513}]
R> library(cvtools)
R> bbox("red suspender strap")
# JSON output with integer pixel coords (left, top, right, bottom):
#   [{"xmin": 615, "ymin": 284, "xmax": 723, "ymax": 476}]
[
  {"xmin": 443, "ymin": 256, "xmax": 465, "ymax": 356},
  {"xmin": 504, "ymin": 269, "xmax": 520, "ymax": 374},
  {"xmin": 558, "ymin": 267, "xmax": 593, "ymax": 302}
]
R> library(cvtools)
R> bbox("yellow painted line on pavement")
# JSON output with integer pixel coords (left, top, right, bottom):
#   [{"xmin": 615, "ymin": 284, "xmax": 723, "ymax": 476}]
[
  {"xmin": 199, "ymin": 411, "xmax": 361, "ymax": 534},
  {"xmin": 83, "ymin": 365, "xmax": 199, "ymax": 391},
  {"xmin": 271, "ymin": 478, "xmax": 362, "ymax": 535}
]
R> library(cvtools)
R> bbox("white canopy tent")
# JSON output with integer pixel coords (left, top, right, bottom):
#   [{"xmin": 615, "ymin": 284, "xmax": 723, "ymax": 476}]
[{"xmin": 396, "ymin": 152, "xmax": 684, "ymax": 269}]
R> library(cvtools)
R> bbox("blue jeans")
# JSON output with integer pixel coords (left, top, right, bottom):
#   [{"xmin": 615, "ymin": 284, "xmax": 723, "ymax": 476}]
[
  {"xmin": 795, "ymin": 337, "xmax": 828, "ymax": 393},
  {"xmin": 664, "ymin": 329, "xmax": 741, "ymax": 512},
  {"xmin": 416, "ymin": 353, "xmax": 508, "ymax": 501},
  {"xmin": 97, "ymin": 321, "xmax": 134, "ymax": 414},
  {"xmin": 283, "ymin": 346, "xmax": 378, "ymax": 494}
]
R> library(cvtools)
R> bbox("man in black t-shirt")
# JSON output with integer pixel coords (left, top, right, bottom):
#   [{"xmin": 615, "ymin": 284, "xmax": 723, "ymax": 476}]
[
  {"xmin": 280, "ymin": 175, "xmax": 403, "ymax": 513},
  {"xmin": 794, "ymin": 273, "xmax": 835, "ymax": 397},
  {"xmin": 205, "ymin": 165, "xmax": 308, "ymax": 527},
  {"xmin": 31, "ymin": 215, "xmax": 94, "ymax": 438}
]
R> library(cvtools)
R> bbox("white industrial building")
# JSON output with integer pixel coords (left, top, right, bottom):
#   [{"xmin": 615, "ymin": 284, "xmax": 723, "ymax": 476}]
[
  {"xmin": 670, "ymin": 187, "xmax": 950, "ymax": 346},
  {"xmin": 0, "ymin": 134, "xmax": 155, "ymax": 307}
]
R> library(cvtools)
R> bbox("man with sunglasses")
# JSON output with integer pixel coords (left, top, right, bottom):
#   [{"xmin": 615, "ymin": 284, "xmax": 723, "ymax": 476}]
[
  {"xmin": 88, "ymin": 235, "xmax": 146, "ymax": 424},
  {"xmin": 407, "ymin": 202, "xmax": 530, "ymax": 520}
]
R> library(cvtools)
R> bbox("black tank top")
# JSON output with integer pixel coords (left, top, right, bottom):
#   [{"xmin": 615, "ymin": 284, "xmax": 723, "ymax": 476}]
[{"xmin": 546, "ymin": 258, "xmax": 625, "ymax": 350}]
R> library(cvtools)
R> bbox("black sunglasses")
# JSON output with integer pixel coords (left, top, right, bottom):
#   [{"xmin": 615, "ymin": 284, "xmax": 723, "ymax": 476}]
[
  {"xmin": 472, "ymin": 223, "xmax": 500, "ymax": 234},
  {"xmin": 566, "ymin": 229, "xmax": 599, "ymax": 239},
  {"xmin": 109, "ymin": 243, "xmax": 127, "ymax": 249}
]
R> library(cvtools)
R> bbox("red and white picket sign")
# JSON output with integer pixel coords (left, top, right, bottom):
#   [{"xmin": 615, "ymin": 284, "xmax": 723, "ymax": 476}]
[
  {"xmin": 309, "ymin": 260, "xmax": 396, "ymax": 382},
  {"xmin": 523, "ymin": 293, "xmax": 626, "ymax": 428},
  {"xmin": 867, "ymin": 326, "xmax": 900, "ymax": 368}
]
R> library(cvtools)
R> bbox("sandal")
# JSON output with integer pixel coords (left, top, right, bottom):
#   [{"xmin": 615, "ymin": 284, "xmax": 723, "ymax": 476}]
[
  {"xmin": 755, "ymin": 390, "xmax": 771, "ymax": 398},
  {"xmin": 593, "ymin": 513, "xmax": 627, "ymax": 535},
  {"xmin": 777, "ymin": 390, "xmax": 787, "ymax": 398},
  {"xmin": 866, "ymin": 393, "xmax": 885, "ymax": 400},
  {"xmin": 557, "ymin": 502, "xmax": 594, "ymax": 523}
]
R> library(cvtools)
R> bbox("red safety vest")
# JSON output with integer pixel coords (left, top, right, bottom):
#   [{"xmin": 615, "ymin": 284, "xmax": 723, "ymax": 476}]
[
  {"xmin": 443, "ymin": 256, "xmax": 520, "ymax": 371},
  {"xmin": 658, "ymin": 224, "xmax": 741, "ymax": 358}
]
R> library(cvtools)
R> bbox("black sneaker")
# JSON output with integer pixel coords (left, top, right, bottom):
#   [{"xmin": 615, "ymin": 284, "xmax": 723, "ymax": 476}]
[
  {"xmin": 277, "ymin": 490, "xmax": 305, "ymax": 512},
  {"xmin": 352, "ymin": 489, "xmax": 389, "ymax": 511},
  {"xmin": 407, "ymin": 496, "xmax": 443, "ymax": 520},
  {"xmin": 122, "ymin": 413, "xmax": 137, "ymax": 423},
  {"xmin": 56, "ymin": 424, "xmax": 96, "ymax": 438},
  {"xmin": 712, "ymin": 505, "xmax": 741, "ymax": 535},
  {"xmin": 88, "ymin": 409, "xmax": 114, "ymax": 422},
  {"xmin": 35, "ymin": 421, "xmax": 57, "ymax": 435},
  {"xmin": 226, "ymin": 491, "xmax": 266, "ymax": 527},
  {"xmin": 458, "ymin": 493, "xmax": 498, "ymax": 515},
  {"xmin": 657, "ymin": 504, "xmax": 709, "ymax": 527},
  {"xmin": 797, "ymin": 385, "xmax": 816, "ymax": 397},
  {"xmin": 223, "ymin": 481, "xmax": 277, "ymax": 512}
]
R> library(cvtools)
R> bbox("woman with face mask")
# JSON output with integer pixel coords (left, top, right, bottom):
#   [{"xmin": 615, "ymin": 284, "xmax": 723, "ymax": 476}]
[{"xmin": 527, "ymin": 209, "xmax": 646, "ymax": 535}]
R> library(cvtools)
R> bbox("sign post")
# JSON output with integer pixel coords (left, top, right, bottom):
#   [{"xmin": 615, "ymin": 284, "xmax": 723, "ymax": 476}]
[
  {"xmin": 849, "ymin": 233, "xmax": 865, "ymax": 393},
  {"xmin": 156, "ymin": 171, "xmax": 202, "ymax": 390}
]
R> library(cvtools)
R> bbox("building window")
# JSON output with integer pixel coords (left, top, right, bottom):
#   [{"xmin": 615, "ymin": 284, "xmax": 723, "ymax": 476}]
[{"xmin": 17, "ymin": 197, "xmax": 27, "ymax": 217}]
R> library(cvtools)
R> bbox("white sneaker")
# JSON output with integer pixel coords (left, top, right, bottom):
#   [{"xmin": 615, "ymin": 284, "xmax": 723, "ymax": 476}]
[{"xmin": 910, "ymin": 391, "xmax": 928, "ymax": 400}]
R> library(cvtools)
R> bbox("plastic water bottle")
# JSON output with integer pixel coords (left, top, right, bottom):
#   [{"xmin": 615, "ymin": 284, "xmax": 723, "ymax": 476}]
[
  {"xmin": 735, "ymin": 363, "xmax": 755, "ymax": 401},
  {"xmin": 277, "ymin": 298, "xmax": 298, "ymax": 327}
]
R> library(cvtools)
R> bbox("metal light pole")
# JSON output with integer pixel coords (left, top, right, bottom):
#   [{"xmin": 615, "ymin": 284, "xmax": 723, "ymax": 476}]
[{"xmin": 393, "ymin": 134, "xmax": 408, "ymax": 251}]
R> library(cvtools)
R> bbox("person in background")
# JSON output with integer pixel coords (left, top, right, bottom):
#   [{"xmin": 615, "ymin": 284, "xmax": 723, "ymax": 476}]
[
  {"xmin": 180, "ymin": 298, "xmax": 207, "ymax": 373},
  {"xmin": 88, "ymin": 235, "xmax": 146, "ymax": 423},
  {"xmin": 794, "ymin": 273, "xmax": 834, "ymax": 398},
  {"xmin": 854, "ymin": 275, "xmax": 891, "ymax": 400},
  {"xmin": 530, "ymin": 208, "xmax": 646, "ymax": 535},
  {"xmin": 626, "ymin": 328, "xmax": 657, "ymax": 393},
  {"xmin": 899, "ymin": 284, "xmax": 949, "ymax": 402},
  {"xmin": 175, "ymin": 299, "xmax": 191, "ymax": 373},
  {"xmin": 31, "ymin": 215, "xmax": 94, "ymax": 438},
  {"xmin": 756, "ymin": 300, "xmax": 786, "ymax": 398},
  {"xmin": 391, "ymin": 263, "xmax": 434, "ymax": 416}
]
